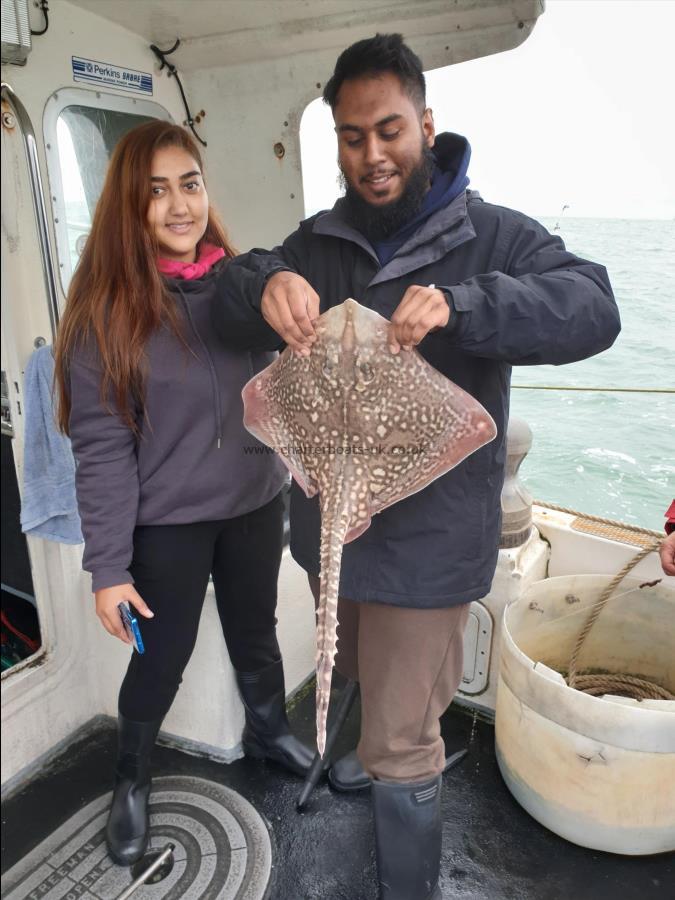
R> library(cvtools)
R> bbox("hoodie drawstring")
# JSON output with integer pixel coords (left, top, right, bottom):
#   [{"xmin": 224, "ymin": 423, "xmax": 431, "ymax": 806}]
[{"xmin": 175, "ymin": 284, "xmax": 223, "ymax": 449}]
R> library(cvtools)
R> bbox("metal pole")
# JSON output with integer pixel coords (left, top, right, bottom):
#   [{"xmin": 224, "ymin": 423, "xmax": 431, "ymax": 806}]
[
  {"xmin": 114, "ymin": 843, "xmax": 175, "ymax": 900},
  {"xmin": 2, "ymin": 81, "xmax": 61, "ymax": 340},
  {"xmin": 296, "ymin": 678, "xmax": 359, "ymax": 811}
]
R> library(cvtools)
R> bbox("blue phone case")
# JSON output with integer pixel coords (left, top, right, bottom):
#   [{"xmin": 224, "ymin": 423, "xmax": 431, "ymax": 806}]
[{"xmin": 118, "ymin": 602, "xmax": 145, "ymax": 654}]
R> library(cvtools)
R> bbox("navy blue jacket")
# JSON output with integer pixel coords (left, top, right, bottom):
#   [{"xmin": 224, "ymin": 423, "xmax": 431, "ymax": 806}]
[{"xmin": 213, "ymin": 134, "xmax": 621, "ymax": 608}]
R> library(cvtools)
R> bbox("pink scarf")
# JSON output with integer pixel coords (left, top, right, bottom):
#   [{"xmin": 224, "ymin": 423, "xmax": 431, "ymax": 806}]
[{"xmin": 157, "ymin": 243, "xmax": 226, "ymax": 280}]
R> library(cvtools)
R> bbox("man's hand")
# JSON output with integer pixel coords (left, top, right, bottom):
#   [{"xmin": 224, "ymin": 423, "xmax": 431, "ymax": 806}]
[
  {"xmin": 660, "ymin": 532, "xmax": 675, "ymax": 576},
  {"xmin": 261, "ymin": 272, "xmax": 320, "ymax": 355},
  {"xmin": 389, "ymin": 285, "xmax": 450, "ymax": 353},
  {"xmin": 95, "ymin": 584, "xmax": 154, "ymax": 643}
]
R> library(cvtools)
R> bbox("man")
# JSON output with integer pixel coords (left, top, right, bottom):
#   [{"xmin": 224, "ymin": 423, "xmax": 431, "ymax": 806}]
[{"xmin": 214, "ymin": 34, "xmax": 621, "ymax": 900}]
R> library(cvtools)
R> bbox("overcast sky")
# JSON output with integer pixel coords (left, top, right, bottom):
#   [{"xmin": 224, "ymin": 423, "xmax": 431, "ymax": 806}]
[{"xmin": 301, "ymin": 0, "xmax": 675, "ymax": 220}]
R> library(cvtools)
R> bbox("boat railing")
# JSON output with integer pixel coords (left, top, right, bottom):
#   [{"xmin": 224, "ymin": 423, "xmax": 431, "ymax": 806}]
[{"xmin": 512, "ymin": 385, "xmax": 673, "ymax": 393}]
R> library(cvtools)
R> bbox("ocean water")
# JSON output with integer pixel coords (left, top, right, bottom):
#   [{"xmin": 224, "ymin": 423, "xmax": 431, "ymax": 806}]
[{"xmin": 510, "ymin": 217, "xmax": 674, "ymax": 530}]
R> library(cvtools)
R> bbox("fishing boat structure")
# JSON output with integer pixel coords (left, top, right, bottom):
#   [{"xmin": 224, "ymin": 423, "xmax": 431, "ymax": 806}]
[{"xmin": 1, "ymin": 1, "xmax": 673, "ymax": 898}]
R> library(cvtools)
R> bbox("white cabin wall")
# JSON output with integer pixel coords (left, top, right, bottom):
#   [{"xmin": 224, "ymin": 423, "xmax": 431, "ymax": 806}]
[
  {"xmin": 186, "ymin": 54, "xmax": 332, "ymax": 249},
  {"xmin": 0, "ymin": 541, "xmax": 100, "ymax": 789},
  {"xmin": 4, "ymin": 0, "xmax": 182, "ymax": 126}
]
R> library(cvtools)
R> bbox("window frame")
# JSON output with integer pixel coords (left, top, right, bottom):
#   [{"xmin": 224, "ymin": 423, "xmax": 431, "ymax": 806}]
[{"xmin": 42, "ymin": 87, "xmax": 171, "ymax": 299}]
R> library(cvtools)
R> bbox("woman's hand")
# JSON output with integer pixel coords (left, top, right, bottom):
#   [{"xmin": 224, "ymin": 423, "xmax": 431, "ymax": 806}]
[{"xmin": 95, "ymin": 584, "xmax": 154, "ymax": 643}]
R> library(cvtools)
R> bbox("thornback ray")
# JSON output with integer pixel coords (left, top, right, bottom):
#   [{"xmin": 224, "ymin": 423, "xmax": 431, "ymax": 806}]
[{"xmin": 242, "ymin": 298, "xmax": 497, "ymax": 756}]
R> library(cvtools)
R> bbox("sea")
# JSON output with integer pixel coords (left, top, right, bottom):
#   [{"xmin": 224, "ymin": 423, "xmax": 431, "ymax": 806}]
[{"xmin": 511, "ymin": 217, "xmax": 674, "ymax": 530}]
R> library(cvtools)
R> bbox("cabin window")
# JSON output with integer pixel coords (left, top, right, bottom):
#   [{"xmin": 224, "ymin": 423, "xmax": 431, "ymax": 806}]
[
  {"xmin": 43, "ymin": 89, "xmax": 170, "ymax": 296},
  {"xmin": 300, "ymin": 98, "xmax": 340, "ymax": 218}
]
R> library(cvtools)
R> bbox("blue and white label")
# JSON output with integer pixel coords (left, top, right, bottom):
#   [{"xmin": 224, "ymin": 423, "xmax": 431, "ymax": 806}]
[{"xmin": 72, "ymin": 56, "xmax": 153, "ymax": 95}]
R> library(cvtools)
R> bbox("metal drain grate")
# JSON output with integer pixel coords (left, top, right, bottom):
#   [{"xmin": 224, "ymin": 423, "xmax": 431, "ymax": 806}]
[{"xmin": 1, "ymin": 775, "xmax": 272, "ymax": 899}]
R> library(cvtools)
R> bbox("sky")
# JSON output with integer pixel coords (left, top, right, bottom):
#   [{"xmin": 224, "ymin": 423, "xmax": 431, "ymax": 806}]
[{"xmin": 300, "ymin": 0, "xmax": 675, "ymax": 220}]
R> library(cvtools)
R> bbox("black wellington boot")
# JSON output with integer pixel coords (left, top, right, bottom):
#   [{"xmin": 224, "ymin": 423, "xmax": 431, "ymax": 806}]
[
  {"xmin": 105, "ymin": 714, "xmax": 162, "ymax": 866},
  {"xmin": 328, "ymin": 749, "xmax": 370, "ymax": 791},
  {"xmin": 235, "ymin": 659, "xmax": 314, "ymax": 777},
  {"xmin": 330, "ymin": 747, "xmax": 467, "ymax": 793},
  {"xmin": 372, "ymin": 774, "xmax": 443, "ymax": 900}
]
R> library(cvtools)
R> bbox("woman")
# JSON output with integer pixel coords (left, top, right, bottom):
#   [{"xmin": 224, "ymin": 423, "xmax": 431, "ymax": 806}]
[{"xmin": 54, "ymin": 120, "xmax": 312, "ymax": 866}]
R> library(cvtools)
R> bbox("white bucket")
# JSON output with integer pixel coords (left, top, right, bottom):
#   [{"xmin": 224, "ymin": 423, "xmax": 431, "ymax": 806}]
[{"xmin": 495, "ymin": 574, "xmax": 675, "ymax": 855}]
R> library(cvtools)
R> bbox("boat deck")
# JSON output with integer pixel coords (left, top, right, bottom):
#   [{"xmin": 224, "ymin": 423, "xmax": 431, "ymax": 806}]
[{"xmin": 2, "ymin": 676, "xmax": 672, "ymax": 899}]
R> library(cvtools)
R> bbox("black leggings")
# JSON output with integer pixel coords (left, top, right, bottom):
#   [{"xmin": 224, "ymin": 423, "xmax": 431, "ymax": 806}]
[{"xmin": 118, "ymin": 491, "xmax": 284, "ymax": 721}]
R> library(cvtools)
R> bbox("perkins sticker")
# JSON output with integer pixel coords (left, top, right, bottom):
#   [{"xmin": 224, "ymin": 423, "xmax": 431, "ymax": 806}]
[{"xmin": 72, "ymin": 56, "xmax": 153, "ymax": 95}]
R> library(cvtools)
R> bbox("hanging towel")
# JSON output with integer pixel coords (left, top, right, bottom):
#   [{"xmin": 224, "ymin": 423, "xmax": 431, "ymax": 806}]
[{"xmin": 20, "ymin": 345, "xmax": 83, "ymax": 544}]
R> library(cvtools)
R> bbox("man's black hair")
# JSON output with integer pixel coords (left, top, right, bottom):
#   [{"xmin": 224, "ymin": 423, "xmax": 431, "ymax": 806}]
[{"xmin": 323, "ymin": 33, "xmax": 426, "ymax": 111}]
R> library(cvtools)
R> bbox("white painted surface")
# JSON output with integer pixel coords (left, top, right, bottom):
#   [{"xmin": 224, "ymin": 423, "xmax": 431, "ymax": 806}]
[
  {"xmin": 66, "ymin": 0, "xmax": 542, "ymax": 72},
  {"xmin": 457, "ymin": 527, "xmax": 550, "ymax": 714},
  {"xmin": 533, "ymin": 504, "xmax": 665, "ymax": 582}
]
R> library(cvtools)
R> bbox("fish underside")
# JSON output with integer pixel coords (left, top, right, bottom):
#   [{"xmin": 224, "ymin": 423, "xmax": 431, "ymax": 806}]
[{"xmin": 242, "ymin": 298, "xmax": 496, "ymax": 756}]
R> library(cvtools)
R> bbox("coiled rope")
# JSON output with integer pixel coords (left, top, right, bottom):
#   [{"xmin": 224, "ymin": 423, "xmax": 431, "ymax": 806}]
[{"xmin": 533, "ymin": 501, "xmax": 673, "ymax": 702}]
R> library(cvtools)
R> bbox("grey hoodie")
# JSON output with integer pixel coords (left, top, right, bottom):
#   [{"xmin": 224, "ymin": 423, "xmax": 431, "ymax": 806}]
[{"xmin": 68, "ymin": 261, "xmax": 286, "ymax": 592}]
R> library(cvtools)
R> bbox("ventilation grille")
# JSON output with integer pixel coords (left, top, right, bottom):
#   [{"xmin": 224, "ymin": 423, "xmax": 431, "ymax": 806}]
[{"xmin": 1, "ymin": 0, "xmax": 32, "ymax": 66}]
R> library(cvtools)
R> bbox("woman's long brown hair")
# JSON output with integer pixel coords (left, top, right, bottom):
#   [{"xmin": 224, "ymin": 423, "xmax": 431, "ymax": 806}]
[{"xmin": 53, "ymin": 120, "xmax": 236, "ymax": 435}]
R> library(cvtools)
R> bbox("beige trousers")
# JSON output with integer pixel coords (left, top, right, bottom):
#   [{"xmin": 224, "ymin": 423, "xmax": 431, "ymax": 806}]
[{"xmin": 308, "ymin": 575, "xmax": 470, "ymax": 783}]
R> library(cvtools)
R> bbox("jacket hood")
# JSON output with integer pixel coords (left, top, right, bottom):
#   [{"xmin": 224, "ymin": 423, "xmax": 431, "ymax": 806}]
[
  {"xmin": 432, "ymin": 132, "xmax": 471, "ymax": 190},
  {"xmin": 368, "ymin": 132, "xmax": 471, "ymax": 259}
]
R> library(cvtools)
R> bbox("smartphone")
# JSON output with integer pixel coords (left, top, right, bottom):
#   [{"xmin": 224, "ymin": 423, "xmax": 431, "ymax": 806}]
[{"xmin": 118, "ymin": 602, "xmax": 145, "ymax": 654}]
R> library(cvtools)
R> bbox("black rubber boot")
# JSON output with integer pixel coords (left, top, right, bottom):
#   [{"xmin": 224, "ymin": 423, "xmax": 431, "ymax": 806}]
[
  {"xmin": 372, "ymin": 774, "xmax": 443, "ymax": 900},
  {"xmin": 328, "ymin": 749, "xmax": 370, "ymax": 791},
  {"xmin": 105, "ymin": 715, "xmax": 162, "ymax": 866},
  {"xmin": 330, "ymin": 748, "xmax": 467, "ymax": 793},
  {"xmin": 236, "ymin": 659, "xmax": 314, "ymax": 777}
]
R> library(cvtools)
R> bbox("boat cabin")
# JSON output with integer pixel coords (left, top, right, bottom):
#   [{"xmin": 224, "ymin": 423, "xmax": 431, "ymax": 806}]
[{"xmin": 2, "ymin": 1, "xmax": 672, "ymax": 897}]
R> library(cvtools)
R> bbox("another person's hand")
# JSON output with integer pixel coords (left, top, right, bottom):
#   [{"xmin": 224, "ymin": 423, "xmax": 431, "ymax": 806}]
[
  {"xmin": 389, "ymin": 285, "xmax": 450, "ymax": 353},
  {"xmin": 261, "ymin": 272, "xmax": 320, "ymax": 355},
  {"xmin": 660, "ymin": 532, "xmax": 675, "ymax": 576},
  {"xmin": 95, "ymin": 584, "xmax": 154, "ymax": 643}
]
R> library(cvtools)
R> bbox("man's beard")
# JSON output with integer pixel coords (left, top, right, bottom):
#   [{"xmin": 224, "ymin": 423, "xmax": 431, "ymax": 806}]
[{"xmin": 340, "ymin": 145, "xmax": 435, "ymax": 243}]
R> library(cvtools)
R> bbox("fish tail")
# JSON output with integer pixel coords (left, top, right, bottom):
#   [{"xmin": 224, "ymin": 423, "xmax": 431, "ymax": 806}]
[{"xmin": 315, "ymin": 481, "xmax": 350, "ymax": 758}]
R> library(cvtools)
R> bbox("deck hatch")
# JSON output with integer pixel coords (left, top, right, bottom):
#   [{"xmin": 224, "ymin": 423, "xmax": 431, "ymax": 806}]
[{"xmin": 1, "ymin": 775, "xmax": 272, "ymax": 899}]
